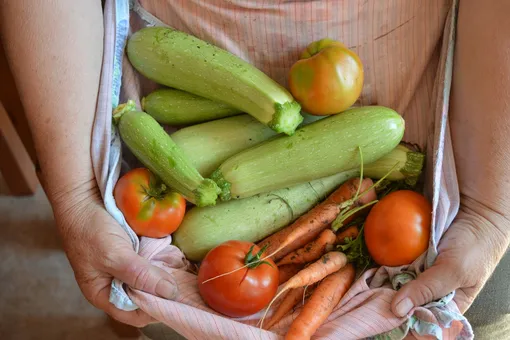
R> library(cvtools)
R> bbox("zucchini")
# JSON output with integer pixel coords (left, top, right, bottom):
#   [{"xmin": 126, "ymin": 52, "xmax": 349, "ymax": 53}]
[
  {"xmin": 172, "ymin": 144, "xmax": 423, "ymax": 261},
  {"xmin": 142, "ymin": 88, "xmax": 242, "ymax": 125},
  {"xmin": 211, "ymin": 106, "xmax": 405, "ymax": 200},
  {"xmin": 172, "ymin": 113, "xmax": 325, "ymax": 177},
  {"xmin": 173, "ymin": 170, "xmax": 358, "ymax": 261},
  {"xmin": 113, "ymin": 100, "xmax": 220, "ymax": 207},
  {"xmin": 127, "ymin": 26, "xmax": 303, "ymax": 135}
]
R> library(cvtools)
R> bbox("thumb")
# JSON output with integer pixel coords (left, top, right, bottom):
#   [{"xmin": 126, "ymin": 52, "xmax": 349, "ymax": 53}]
[
  {"xmin": 108, "ymin": 249, "xmax": 179, "ymax": 300},
  {"xmin": 391, "ymin": 263, "xmax": 458, "ymax": 317}
]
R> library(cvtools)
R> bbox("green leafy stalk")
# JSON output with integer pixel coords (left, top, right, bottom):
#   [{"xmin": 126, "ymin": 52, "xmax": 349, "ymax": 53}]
[
  {"xmin": 332, "ymin": 200, "xmax": 378, "ymax": 231},
  {"xmin": 353, "ymin": 146, "xmax": 365, "ymax": 201},
  {"xmin": 337, "ymin": 225, "xmax": 373, "ymax": 274}
]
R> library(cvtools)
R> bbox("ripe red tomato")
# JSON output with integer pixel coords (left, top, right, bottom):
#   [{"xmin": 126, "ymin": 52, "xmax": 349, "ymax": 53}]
[
  {"xmin": 197, "ymin": 240, "xmax": 279, "ymax": 318},
  {"xmin": 113, "ymin": 168, "xmax": 186, "ymax": 238},
  {"xmin": 364, "ymin": 190, "xmax": 432, "ymax": 267},
  {"xmin": 289, "ymin": 38, "xmax": 364, "ymax": 116}
]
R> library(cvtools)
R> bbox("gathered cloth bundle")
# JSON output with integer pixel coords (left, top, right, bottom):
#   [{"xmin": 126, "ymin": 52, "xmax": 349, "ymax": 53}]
[{"xmin": 92, "ymin": 0, "xmax": 473, "ymax": 338}]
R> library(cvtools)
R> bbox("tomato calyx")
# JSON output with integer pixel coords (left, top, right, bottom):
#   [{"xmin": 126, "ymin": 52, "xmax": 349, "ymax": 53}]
[
  {"xmin": 300, "ymin": 38, "xmax": 347, "ymax": 59},
  {"xmin": 244, "ymin": 244, "xmax": 274, "ymax": 269},
  {"xmin": 142, "ymin": 173, "xmax": 170, "ymax": 201}
]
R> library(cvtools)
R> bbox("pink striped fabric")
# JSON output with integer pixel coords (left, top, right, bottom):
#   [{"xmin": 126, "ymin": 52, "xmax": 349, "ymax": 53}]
[{"xmin": 92, "ymin": 0, "xmax": 473, "ymax": 339}]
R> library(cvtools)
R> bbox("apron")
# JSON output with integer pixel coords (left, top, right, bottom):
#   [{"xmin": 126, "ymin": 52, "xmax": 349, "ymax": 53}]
[{"xmin": 92, "ymin": 0, "xmax": 472, "ymax": 338}]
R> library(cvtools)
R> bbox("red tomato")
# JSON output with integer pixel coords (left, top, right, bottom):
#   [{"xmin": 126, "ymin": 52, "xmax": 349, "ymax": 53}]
[
  {"xmin": 197, "ymin": 240, "xmax": 279, "ymax": 318},
  {"xmin": 289, "ymin": 38, "xmax": 364, "ymax": 116},
  {"xmin": 113, "ymin": 168, "xmax": 186, "ymax": 238},
  {"xmin": 364, "ymin": 190, "xmax": 432, "ymax": 267}
]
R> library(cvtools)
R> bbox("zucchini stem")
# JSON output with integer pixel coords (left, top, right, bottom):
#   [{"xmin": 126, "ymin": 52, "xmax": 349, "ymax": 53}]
[
  {"xmin": 267, "ymin": 101, "xmax": 304, "ymax": 135},
  {"xmin": 113, "ymin": 99, "xmax": 137, "ymax": 124}
]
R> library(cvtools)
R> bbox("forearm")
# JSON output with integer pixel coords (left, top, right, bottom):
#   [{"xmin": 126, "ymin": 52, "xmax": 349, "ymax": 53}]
[
  {"xmin": 451, "ymin": 0, "xmax": 510, "ymax": 243},
  {"xmin": 0, "ymin": 0, "xmax": 104, "ymax": 212}
]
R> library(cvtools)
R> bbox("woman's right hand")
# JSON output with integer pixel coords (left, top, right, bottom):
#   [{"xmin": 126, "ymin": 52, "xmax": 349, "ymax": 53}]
[{"xmin": 53, "ymin": 180, "xmax": 178, "ymax": 327}]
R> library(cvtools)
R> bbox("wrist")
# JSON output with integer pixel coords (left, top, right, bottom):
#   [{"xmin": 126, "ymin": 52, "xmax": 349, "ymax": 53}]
[
  {"xmin": 459, "ymin": 194, "xmax": 510, "ymax": 253},
  {"xmin": 45, "ymin": 175, "xmax": 103, "ymax": 229}
]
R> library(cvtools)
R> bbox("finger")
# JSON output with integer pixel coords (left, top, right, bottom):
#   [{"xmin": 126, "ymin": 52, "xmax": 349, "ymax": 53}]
[
  {"xmin": 95, "ymin": 284, "xmax": 157, "ymax": 328},
  {"xmin": 391, "ymin": 264, "xmax": 459, "ymax": 317},
  {"xmin": 105, "ymin": 303, "xmax": 156, "ymax": 328},
  {"xmin": 108, "ymin": 250, "xmax": 178, "ymax": 300}
]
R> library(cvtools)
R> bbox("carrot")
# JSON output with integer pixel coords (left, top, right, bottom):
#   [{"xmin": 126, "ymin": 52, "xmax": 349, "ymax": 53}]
[
  {"xmin": 283, "ymin": 252, "xmax": 347, "ymax": 290},
  {"xmin": 285, "ymin": 264, "xmax": 356, "ymax": 340},
  {"xmin": 279, "ymin": 264, "xmax": 304, "ymax": 285},
  {"xmin": 257, "ymin": 178, "xmax": 376, "ymax": 262},
  {"xmin": 262, "ymin": 286, "xmax": 306, "ymax": 330},
  {"xmin": 276, "ymin": 229, "xmax": 337, "ymax": 266},
  {"xmin": 336, "ymin": 225, "xmax": 359, "ymax": 244},
  {"xmin": 260, "ymin": 251, "xmax": 348, "ymax": 327}
]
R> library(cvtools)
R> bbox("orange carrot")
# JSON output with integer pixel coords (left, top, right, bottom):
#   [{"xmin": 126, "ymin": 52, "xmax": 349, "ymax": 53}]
[
  {"xmin": 258, "ymin": 178, "xmax": 376, "ymax": 262},
  {"xmin": 276, "ymin": 229, "xmax": 337, "ymax": 266},
  {"xmin": 336, "ymin": 225, "xmax": 359, "ymax": 244},
  {"xmin": 284, "ymin": 252, "xmax": 347, "ymax": 290},
  {"xmin": 278, "ymin": 264, "xmax": 304, "ymax": 285},
  {"xmin": 260, "ymin": 252, "xmax": 348, "ymax": 327},
  {"xmin": 262, "ymin": 286, "xmax": 306, "ymax": 330},
  {"xmin": 285, "ymin": 264, "xmax": 356, "ymax": 340}
]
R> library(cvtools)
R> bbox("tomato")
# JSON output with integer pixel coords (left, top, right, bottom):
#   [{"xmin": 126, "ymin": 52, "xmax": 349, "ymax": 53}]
[
  {"xmin": 113, "ymin": 168, "xmax": 186, "ymax": 238},
  {"xmin": 197, "ymin": 240, "xmax": 279, "ymax": 318},
  {"xmin": 289, "ymin": 38, "xmax": 364, "ymax": 116},
  {"xmin": 364, "ymin": 190, "xmax": 432, "ymax": 267}
]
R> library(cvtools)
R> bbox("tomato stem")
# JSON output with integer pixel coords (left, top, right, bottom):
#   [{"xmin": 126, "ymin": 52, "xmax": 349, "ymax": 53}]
[
  {"xmin": 144, "ymin": 172, "xmax": 170, "ymax": 200},
  {"xmin": 245, "ymin": 244, "xmax": 274, "ymax": 269}
]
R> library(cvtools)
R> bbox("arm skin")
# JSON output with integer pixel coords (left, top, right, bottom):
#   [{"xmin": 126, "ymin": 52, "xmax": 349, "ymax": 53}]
[
  {"xmin": 392, "ymin": 0, "xmax": 510, "ymax": 317},
  {"xmin": 0, "ymin": 0, "xmax": 177, "ymax": 327},
  {"xmin": 0, "ymin": 0, "xmax": 102, "ymax": 210},
  {"xmin": 450, "ymin": 0, "xmax": 510, "ymax": 242}
]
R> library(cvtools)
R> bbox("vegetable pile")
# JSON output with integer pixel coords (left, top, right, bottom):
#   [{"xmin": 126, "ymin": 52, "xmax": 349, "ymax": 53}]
[{"xmin": 113, "ymin": 26, "xmax": 433, "ymax": 339}]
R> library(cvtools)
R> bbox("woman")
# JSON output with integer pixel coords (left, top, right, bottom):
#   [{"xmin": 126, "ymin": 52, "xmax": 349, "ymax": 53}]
[{"xmin": 0, "ymin": 0, "xmax": 508, "ymax": 339}]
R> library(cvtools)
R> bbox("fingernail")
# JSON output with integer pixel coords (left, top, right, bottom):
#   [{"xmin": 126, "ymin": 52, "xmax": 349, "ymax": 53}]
[
  {"xmin": 395, "ymin": 298, "xmax": 414, "ymax": 317},
  {"xmin": 156, "ymin": 280, "xmax": 178, "ymax": 300}
]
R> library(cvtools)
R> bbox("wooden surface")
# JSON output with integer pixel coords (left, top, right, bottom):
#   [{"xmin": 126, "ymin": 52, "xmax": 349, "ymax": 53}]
[
  {"xmin": 0, "ymin": 101, "xmax": 38, "ymax": 195},
  {"xmin": 0, "ymin": 38, "xmax": 39, "ymax": 195},
  {"xmin": 0, "ymin": 40, "xmax": 37, "ymax": 164}
]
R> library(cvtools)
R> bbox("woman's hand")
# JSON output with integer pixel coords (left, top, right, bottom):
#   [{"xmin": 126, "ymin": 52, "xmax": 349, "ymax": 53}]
[
  {"xmin": 53, "ymin": 181, "xmax": 178, "ymax": 327},
  {"xmin": 391, "ymin": 198, "xmax": 510, "ymax": 317}
]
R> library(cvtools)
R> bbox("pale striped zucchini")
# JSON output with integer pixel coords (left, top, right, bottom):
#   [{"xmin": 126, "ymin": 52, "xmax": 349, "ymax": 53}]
[
  {"xmin": 142, "ymin": 88, "xmax": 242, "ymax": 125},
  {"xmin": 173, "ymin": 170, "xmax": 358, "ymax": 261},
  {"xmin": 113, "ymin": 101, "xmax": 220, "ymax": 207},
  {"xmin": 211, "ymin": 106, "xmax": 405, "ymax": 200},
  {"xmin": 172, "ymin": 113, "xmax": 325, "ymax": 177},
  {"xmin": 127, "ymin": 26, "xmax": 303, "ymax": 135}
]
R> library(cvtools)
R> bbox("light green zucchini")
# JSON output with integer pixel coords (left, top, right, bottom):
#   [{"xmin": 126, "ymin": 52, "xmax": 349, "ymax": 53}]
[
  {"xmin": 142, "ymin": 88, "xmax": 242, "ymax": 125},
  {"xmin": 113, "ymin": 100, "xmax": 220, "ymax": 207},
  {"xmin": 126, "ymin": 26, "xmax": 303, "ymax": 135},
  {"xmin": 173, "ymin": 170, "xmax": 357, "ymax": 261},
  {"xmin": 172, "ymin": 144, "xmax": 423, "ymax": 261},
  {"xmin": 171, "ymin": 113, "xmax": 325, "ymax": 177},
  {"xmin": 211, "ymin": 106, "xmax": 405, "ymax": 201}
]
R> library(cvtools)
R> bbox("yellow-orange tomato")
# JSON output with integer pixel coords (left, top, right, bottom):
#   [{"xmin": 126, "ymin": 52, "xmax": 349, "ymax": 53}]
[
  {"xmin": 289, "ymin": 38, "xmax": 364, "ymax": 116},
  {"xmin": 364, "ymin": 190, "xmax": 432, "ymax": 267},
  {"xmin": 114, "ymin": 168, "xmax": 186, "ymax": 238}
]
